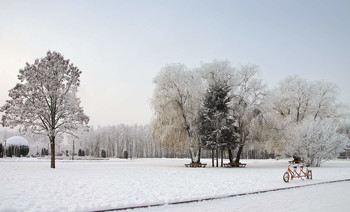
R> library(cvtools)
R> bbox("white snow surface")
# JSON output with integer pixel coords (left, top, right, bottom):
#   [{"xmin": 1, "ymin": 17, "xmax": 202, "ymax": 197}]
[
  {"xmin": 130, "ymin": 181, "xmax": 350, "ymax": 212},
  {"xmin": 0, "ymin": 158, "xmax": 349, "ymax": 212},
  {"xmin": 4, "ymin": 136, "xmax": 29, "ymax": 146}
]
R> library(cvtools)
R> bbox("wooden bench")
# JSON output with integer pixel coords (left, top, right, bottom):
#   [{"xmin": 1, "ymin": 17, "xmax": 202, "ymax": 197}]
[
  {"xmin": 185, "ymin": 163, "xmax": 207, "ymax": 168},
  {"xmin": 223, "ymin": 162, "xmax": 247, "ymax": 168},
  {"xmin": 288, "ymin": 160, "xmax": 303, "ymax": 164}
]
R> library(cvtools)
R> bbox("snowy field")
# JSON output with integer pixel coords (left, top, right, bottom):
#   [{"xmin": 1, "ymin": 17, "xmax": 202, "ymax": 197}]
[{"xmin": 0, "ymin": 158, "xmax": 350, "ymax": 212}]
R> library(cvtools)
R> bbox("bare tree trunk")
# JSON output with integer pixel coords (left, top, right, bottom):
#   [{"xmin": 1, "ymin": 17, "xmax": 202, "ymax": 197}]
[
  {"xmin": 216, "ymin": 149, "xmax": 219, "ymax": 167},
  {"xmin": 235, "ymin": 146, "xmax": 243, "ymax": 164},
  {"xmin": 198, "ymin": 147, "xmax": 201, "ymax": 163},
  {"xmin": 189, "ymin": 138, "xmax": 201, "ymax": 163},
  {"xmin": 235, "ymin": 130, "xmax": 245, "ymax": 164},
  {"xmin": 212, "ymin": 149, "xmax": 214, "ymax": 167},
  {"xmin": 189, "ymin": 149, "xmax": 193, "ymax": 163},
  {"xmin": 50, "ymin": 136, "xmax": 55, "ymax": 169},
  {"xmin": 221, "ymin": 150, "xmax": 223, "ymax": 167},
  {"xmin": 228, "ymin": 149, "xmax": 234, "ymax": 163}
]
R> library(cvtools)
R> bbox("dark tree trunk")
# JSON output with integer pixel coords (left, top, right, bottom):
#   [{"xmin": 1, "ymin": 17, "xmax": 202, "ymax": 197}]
[
  {"xmin": 221, "ymin": 150, "xmax": 223, "ymax": 167},
  {"xmin": 212, "ymin": 149, "xmax": 214, "ymax": 167},
  {"xmin": 50, "ymin": 136, "xmax": 55, "ymax": 169},
  {"xmin": 216, "ymin": 149, "xmax": 219, "ymax": 167},
  {"xmin": 228, "ymin": 149, "xmax": 234, "ymax": 163},
  {"xmin": 235, "ymin": 146, "xmax": 243, "ymax": 163},
  {"xmin": 198, "ymin": 147, "xmax": 201, "ymax": 163}
]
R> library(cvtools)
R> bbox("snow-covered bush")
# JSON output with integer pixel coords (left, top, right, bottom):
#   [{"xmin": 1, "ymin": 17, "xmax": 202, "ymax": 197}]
[{"xmin": 284, "ymin": 118, "xmax": 348, "ymax": 167}]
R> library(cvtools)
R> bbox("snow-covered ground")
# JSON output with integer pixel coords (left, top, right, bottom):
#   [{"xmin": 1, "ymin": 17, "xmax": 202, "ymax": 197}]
[
  {"xmin": 0, "ymin": 158, "xmax": 349, "ymax": 212},
  {"xmin": 130, "ymin": 180, "xmax": 350, "ymax": 212}
]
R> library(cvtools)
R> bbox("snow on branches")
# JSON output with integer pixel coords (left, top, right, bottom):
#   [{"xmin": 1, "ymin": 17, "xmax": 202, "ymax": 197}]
[
  {"xmin": 1, "ymin": 51, "xmax": 89, "ymax": 168},
  {"xmin": 284, "ymin": 118, "xmax": 348, "ymax": 167},
  {"xmin": 198, "ymin": 79, "xmax": 236, "ymax": 150},
  {"xmin": 151, "ymin": 60, "xmax": 265, "ymax": 164}
]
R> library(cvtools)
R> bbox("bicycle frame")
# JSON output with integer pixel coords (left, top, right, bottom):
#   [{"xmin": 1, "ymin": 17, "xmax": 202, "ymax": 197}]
[{"xmin": 283, "ymin": 163, "xmax": 312, "ymax": 183}]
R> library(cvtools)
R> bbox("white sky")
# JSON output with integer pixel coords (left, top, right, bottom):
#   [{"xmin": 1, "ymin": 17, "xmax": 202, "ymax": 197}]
[{"xmin": 1, "ymin": 0, "xmax": 349, "ymax": 127}]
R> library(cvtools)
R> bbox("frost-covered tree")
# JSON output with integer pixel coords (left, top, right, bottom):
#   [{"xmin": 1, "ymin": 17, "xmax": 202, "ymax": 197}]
[
  {"xmin": 1, "ymin": 51, "xmax": 89, "ymax": 168},
  {"xmin": 230, "ymin": 65, "xmax": 266, "ymax": 163},
  {"xmin": 248, "ymin": 99, "xmax": 285, "ymax": 158},
  {"xmin": 151, "ymin": 64, "xmax": 203, "ymax": 163},
  {"xmin": 270, "ymin": 76, "xmax": 345, "ymax": 126},
  {"xmin": 271, "ymin": 76, "xmax": 312, "ymax": 124},
  {"xmin": 284, "ymin": 118, "xmax": 348, "ymax": 166},
  {"xmin": 151, "ymin": 60, "xmax": 267, "ymax": 163},
  {"xmin": 262, "ymin": 76, "xmax": 348, "ymax": 162}
]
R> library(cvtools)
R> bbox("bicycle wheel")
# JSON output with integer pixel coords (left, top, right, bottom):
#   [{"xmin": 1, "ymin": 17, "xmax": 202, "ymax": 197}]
[
  {"xmin": 307, "ymin": 170, "xmax": 312, "ymax": 179},
  {"xmin": 283, "ymin": 172, "xmax": 290, "ymax": 183}
]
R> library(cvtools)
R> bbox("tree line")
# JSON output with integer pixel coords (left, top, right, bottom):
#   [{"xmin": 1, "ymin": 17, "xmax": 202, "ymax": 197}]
[{"xmin": 1, "ymin": 51, "xmax": 349, "ymax": 167}]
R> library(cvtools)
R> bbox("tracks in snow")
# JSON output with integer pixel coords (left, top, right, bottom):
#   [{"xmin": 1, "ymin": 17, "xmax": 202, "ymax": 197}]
[{"xmin": 92, "ymin": 179, "xmax": 350, "ymax": 212}]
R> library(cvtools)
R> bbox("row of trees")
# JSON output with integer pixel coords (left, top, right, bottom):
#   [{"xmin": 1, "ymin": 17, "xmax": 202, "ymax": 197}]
[
  {"xmin": 0, "ymin": 51, "xmax": 348, "ymax": 167},
  {"xmin": 150, "ymin": 60, "xmax": 349, "ymax": 166},
  {"xmin": 0, "ymin": 122, "xmax": 281, "ymax": 161},
  {"xmin": 71, "ymin": 124, "xmax": 221, "ymax": 159},
  {"xmin": 72, "ymin": 125, "xmax": 157, "ymax": 158}
]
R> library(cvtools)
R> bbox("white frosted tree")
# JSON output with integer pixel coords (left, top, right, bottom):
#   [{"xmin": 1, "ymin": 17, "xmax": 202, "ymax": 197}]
[
  {"xmin": 271, "ymin": 75, "xmax": 312, "ymax": 124},
  {"xmin": 284, "ymin": 118, "xmax": 348, "ymax": 166},
  {"xmin": 269, "ymin": 76, "xmax": 346, "ymax": 126},
  {"xmin": 151, "ymin": 64, "xmax": 203, "ymax": 163},
  {"xmin": 264, "ymin": 76, "xmax": 348, "ymax": 163},
  {"xmin": 1, "ymin": 51, "xmax": 89, "ymax": 168},
  {"xmin": 229, "ymin": 65, "xmax": 266, "ymax": 162},
  {"xmin": 151, "ymin": 60, "xmax": 267, "ymax": 163}
]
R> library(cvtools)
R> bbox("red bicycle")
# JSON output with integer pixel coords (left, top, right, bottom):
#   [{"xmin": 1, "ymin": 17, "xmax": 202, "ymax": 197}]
[{"xmin": 283, "ymin": 162, "xmax": 312, "ymax": 183}]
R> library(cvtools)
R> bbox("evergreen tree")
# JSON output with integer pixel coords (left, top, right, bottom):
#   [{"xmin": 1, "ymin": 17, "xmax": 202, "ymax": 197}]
[
  {"xmin": 123, "ymin": 149, "xmax": 128, "ymax": 159},
  {"xmin": 198, "ymin": 79, "xmax": 238, "ymax": 166},
  {"xmin": 101, "ymin": 149, "xmax": 106, "ymax": 158}
]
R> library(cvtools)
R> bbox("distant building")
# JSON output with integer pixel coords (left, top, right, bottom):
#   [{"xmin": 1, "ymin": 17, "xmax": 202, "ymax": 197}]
[{"xmin": 3, "ymin": 136, "xmax": 30, "ymax": 157}]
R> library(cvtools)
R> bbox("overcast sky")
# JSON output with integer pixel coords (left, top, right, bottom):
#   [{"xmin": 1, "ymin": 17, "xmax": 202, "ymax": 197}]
[{"xmin": 1, "ymin": 0, "xmax": 349, "ymax": 127}]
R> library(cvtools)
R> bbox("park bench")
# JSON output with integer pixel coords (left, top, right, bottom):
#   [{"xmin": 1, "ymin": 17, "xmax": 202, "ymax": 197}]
[
  {"xmin": 288, "ymin": 160, "xmax": 303, "ymax": 164},
  {"xmin": 185, "ymin": 163, "xmax": 207, "ymax": 168},
  {"xmin": 223, "ymin": 162, "xmax": 247, "ymax": 168}
]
